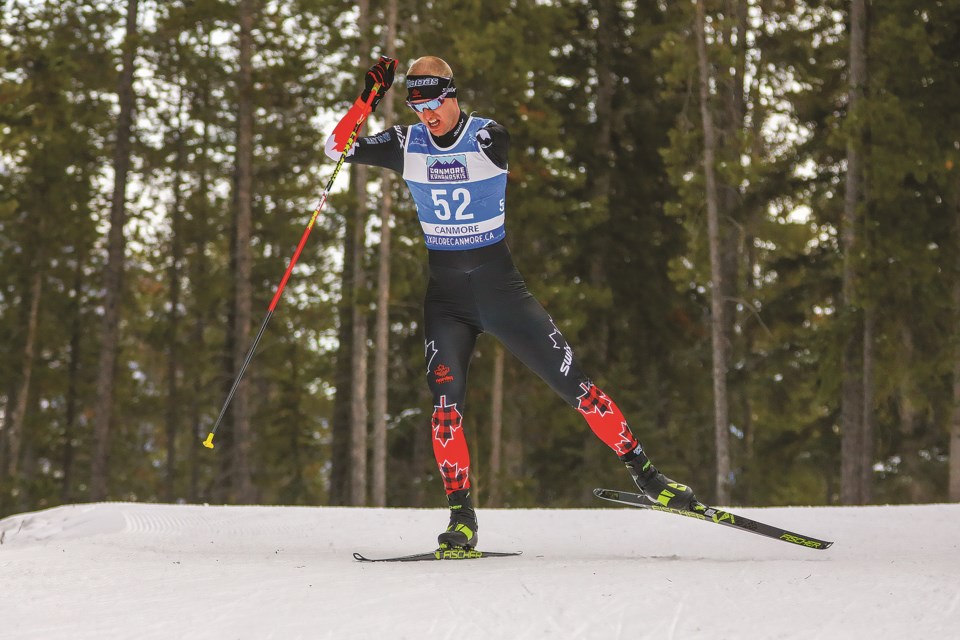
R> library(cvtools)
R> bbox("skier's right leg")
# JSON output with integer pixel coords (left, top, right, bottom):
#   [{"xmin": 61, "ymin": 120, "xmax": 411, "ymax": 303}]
[{"xmin": 473, "ymin": 255, "xmax": 697, "ymax": 510}]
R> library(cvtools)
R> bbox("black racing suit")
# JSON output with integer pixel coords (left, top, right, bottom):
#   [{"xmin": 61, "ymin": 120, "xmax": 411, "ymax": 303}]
[{"xmin": 329, "ymin": 110, "xmax": 639, "ymax": 493}]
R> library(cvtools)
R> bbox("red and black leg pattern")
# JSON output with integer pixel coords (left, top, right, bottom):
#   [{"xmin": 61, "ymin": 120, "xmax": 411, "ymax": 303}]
[
  {"xmin": 576, "ymin": 382, "xmax": 639, "ymax": 457},
  {"xmin": 431, "ymin": 395, "xmax": 471, "ymax": 493}
]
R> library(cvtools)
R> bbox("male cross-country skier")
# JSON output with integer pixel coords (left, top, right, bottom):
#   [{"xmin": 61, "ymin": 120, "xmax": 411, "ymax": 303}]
[{"xmin": 325, "ymin": 55, "xmax": 697, "ymax": 550}]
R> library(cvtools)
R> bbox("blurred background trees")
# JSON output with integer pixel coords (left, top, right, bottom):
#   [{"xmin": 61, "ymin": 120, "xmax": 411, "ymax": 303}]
[{"xmin": 1, "ymin": 0, "xmax": 958, "ymax": 517}]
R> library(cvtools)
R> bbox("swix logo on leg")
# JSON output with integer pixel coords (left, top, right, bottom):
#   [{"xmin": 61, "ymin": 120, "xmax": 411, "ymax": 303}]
[
  {"xmin": 434, "ymin": 363, "xmax": 454, "ymax": 384},
  {"xmin": 439, "ymin": 460, "xmax": 469, "ymax": 492},
  {"xmin": 576, "ymin": 382, "xmax": 612, "ymax": 416},
  {"xmin": 548, "ymin": 323, "xmax": 575, "ymax": 376},
  {"xmin": 432, "ymin": 395, "xmax": 463, "ymax": 446},
  {"xmin": 560, "ymin": 345, "xmax": 574, "ymax": 375},
  {"xmin": 548, "ymin": 327, "xmax": 564, "ymax": 350}
]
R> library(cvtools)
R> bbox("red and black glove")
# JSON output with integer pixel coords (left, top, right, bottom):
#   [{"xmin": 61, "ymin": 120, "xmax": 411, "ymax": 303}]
[{"xmin": 361, "ymin": 56, "xmax": 397, "ymax": 111}]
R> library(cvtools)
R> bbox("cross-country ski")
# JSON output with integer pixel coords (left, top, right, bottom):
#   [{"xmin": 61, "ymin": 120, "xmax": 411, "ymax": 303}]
[
  {"xmin": 353, "ymin": 548, "xmax": 522, "ymax": 563},
  {"xmin": 594, "ymin": 488, "xmax": 834, "ymax": 550}
]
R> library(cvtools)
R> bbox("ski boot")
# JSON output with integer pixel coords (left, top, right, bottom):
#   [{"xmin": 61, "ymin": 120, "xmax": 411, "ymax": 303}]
[
  {"xmin": 438, "ymin": 488, "xmax": 478, "ymax": 549},
  {"xmin": 621, "ymin": 445, "xmax": 697, "ymax": 510}
]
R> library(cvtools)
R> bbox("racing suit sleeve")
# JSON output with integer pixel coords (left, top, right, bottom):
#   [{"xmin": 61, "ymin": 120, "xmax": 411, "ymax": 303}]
[
  {"xmin": 475, "ymin": 121, "xmax": 509, "ymax": 170},
  {"xmin": 324, "ymin": 99, "xmax": 406, "ymax": 174}
]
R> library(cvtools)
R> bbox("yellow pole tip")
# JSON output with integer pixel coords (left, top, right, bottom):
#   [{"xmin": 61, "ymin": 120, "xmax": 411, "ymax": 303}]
[{"xmin": 202, "ymin": 433, "xmax": 215, "ymax": 449}]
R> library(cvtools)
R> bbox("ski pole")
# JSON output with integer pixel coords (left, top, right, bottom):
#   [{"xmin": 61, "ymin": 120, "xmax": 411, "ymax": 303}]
[{"xmin": 203, "ymin": 84, "xmax": 380, "ymax": 449}]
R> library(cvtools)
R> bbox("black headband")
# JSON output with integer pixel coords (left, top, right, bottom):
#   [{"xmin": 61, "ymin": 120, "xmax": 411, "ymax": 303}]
[{"xmin": 406, "ymin": 74, "xmax": 457, "ymax": 101}]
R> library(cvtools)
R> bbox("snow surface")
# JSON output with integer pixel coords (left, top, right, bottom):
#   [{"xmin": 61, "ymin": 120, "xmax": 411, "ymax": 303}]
[{"xmin": 1, "ymin": 500, "xmax": 958, "ymax": 639}]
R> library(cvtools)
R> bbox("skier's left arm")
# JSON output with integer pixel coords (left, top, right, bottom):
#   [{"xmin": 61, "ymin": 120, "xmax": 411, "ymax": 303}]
[{"xmin": 476, "ymin": 121, "xmax": 509, "ymax": 170}]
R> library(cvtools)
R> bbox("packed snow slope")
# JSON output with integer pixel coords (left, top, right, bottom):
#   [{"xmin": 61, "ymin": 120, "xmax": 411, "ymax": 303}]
[{"xmin": 1, "ymin": 500, "xmax": 957, "ymax": 639}]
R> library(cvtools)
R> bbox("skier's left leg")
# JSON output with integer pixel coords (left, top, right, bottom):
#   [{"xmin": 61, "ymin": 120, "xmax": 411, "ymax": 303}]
[{"xmin": 423, "ymin": 271, "xmax": 481, "ymax": 548}]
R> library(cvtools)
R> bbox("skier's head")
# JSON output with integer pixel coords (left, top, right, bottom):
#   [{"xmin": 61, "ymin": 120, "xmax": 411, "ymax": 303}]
[{"xmin": 406, "ymin": 56, "xmax": 459, "ymax": 136}]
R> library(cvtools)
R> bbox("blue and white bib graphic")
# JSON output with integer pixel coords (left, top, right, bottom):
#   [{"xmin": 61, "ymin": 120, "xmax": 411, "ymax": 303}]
[
  {"xmin": 427, "ymin": 154, "xmax": 469, "ymax": 182},
  {"xmin": 403, "ymin": 117, "xmax": 508, "ymax": 251}
]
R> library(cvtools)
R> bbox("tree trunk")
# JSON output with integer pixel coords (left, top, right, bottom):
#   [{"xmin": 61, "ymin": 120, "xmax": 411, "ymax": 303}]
[
  {"xmin": 504, "ymin": 359, "xmax": 524, "ymax": 498},
  {"xmin": 487, "ymin": 345, "xmax": 505, "ymax": 506},
  {"xmin": 284, "ymin": 343, "xmax": 306, "ymax": 504},
  {"xmin": 841, "ymin": 0, "xmax": 867, "ymax": 505},
  {"xmin": 948, "ymin": 174, "xmax": 960, "ymax": 501},
  {"xmin": 861, "ymin": 296, "xmax": 876, "ymax": 503},
  {"xmin": 189, "ymin": 51, "xmax": 213, "ymax": 504},
  {"xmin": 329, "ymin": 230, "xmax": 355, "ymax": 505},
  {"xmin": 91, "ymin": 0, "xmax": 139, "ymax": 500},
  {"xmin": 330, "ymin": 4, "xmax": 374, "ymax": 507},
  {"xmin": 329, "ymin": 277, "xmax": 354, "ymax": 505},
  {"xmin": 695, "ymin": 0, "xmax": 731, "ymax": 504},
  {"xmin": 410, "ymin": 384, "xmax": 432, "ymax": 507},
  {"xmin": 742, "ymin": 240, "xmax": 757, "ymax": 504},
  {"xmin": 230, "ymin": 0, "xmax": 256, "ymax": 504},
  {"xmin": 1, "ymin": 270, "xmax": 35, "ymax": 505},
  {"xmin": 165, "ymin": 79, "xmax": 187, "ymax": 503},
  {"xmin": 897, "ymin": 323, "xmax": 924, "ymax": 502},
  {"xmin": 62, "ymin": 248, "xmax": 85, "ymax": 503},
  {"xmin": 0, "ymin": 385, "xmax": 9, "ymax": 483},
  {"xmin": 346, "ymin": 0, "xmax": 373, "ymax": 507},
  {"xmin": 349, "ymin": 165, "xmax": 370, "ymax": 506},
  {"xmin": 586, "ymin": 0, "xmax": 618, "ymax": 362},
  {"xmin": 7, "ymin": 270, "xmax": 42, "ymax": 481},
  {"xmin": 721, "ymin": 0, "xmax": 749, "ymax": 504},
  {"xmin": 370, "ymin": 0, "xmax": 398, "ymax": 508}
]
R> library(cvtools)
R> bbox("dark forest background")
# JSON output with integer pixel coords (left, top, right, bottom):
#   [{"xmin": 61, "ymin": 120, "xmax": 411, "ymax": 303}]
[{"xmin": 2, "ymin": 0, "xmax": 959, "ymax": 518}]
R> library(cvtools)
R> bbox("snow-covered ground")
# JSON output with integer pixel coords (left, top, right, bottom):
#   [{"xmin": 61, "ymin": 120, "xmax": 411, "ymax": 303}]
[{"xmin": 1, "ymin": 499, "xmax": 957, "ymax": 639}]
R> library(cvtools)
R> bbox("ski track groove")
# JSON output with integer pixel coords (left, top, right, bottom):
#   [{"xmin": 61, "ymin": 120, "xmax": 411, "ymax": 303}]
[
  {"xmin": 667, "ymin": 594, "xmax": 684, "ymax": 640},
  {"xmin": 949, "ymin": 590, "xmax": 960, "ymax": 617},
  {"xmin": 122, "ymin": 507, "xmax": 214, "ymax": 534}
]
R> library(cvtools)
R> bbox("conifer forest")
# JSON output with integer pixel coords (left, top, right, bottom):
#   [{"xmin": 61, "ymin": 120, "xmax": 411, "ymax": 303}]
[{"xmin": 1, "ymin": 0, "xmax": 959, "ymax": 518}]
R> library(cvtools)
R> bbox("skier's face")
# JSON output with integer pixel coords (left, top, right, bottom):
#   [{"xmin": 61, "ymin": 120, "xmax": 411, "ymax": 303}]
[{"xmin": 411, "ymin": 96, "xmax": 460, "ymax": 137}]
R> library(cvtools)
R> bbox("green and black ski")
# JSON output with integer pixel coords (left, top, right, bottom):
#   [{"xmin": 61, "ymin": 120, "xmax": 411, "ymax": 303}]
[
  {"xmin": 353, "ymin": 548, "xmax": 522, "ymax": 563},
  {"xmin": 594, "ymin": 488, "xmax": 833, "ymax": 550}
]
